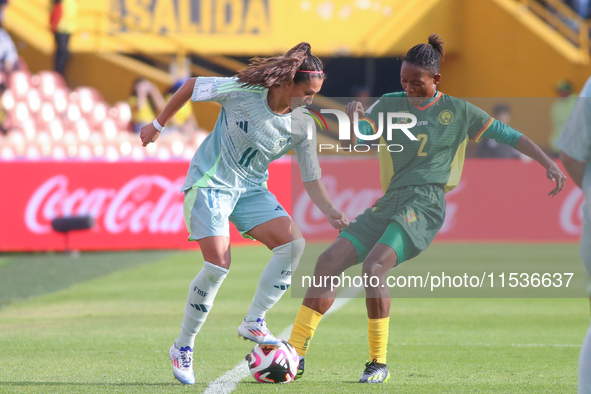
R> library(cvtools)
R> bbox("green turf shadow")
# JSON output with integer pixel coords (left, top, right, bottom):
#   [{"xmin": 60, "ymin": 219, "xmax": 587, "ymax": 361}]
[{"xmin": 0, "ymin": 251, "xmax": 176, "ymax": 308}]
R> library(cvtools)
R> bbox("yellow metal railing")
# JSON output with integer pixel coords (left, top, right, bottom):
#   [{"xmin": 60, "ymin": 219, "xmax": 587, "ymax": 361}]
[{"xmin": 519, "ymin": 0, "xmax": 589, "ymax": 55}]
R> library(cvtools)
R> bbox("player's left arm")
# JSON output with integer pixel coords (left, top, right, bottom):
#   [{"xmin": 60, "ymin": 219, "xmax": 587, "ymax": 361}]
[
  {"xmin": 292, "ymin": 111, "xmax": 349, "ymax": 230},
  {"xmin": 514, "ymin": 135, "xmax": 566, "ymax": 197},
  {"xmin": 467, "ymin": 102, "xmax": 566, "ymax": 197}
]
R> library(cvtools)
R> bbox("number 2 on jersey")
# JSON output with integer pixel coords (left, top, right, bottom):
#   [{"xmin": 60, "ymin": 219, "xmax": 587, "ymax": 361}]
[{"xmin": 417, "ymin": 134, "xmax": 428, "ymax": 157}]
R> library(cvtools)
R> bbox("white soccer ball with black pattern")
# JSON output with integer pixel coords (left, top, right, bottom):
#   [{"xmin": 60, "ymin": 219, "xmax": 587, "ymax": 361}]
[{"xmin": 245, "ymin": 340, "xmax": 299, "ymax": 383}]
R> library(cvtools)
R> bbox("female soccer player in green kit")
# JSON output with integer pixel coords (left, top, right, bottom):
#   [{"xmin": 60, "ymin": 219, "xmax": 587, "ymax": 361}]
[{"xmin": 288, "ymin": 34, "xmax": 567, "ymax": 383}]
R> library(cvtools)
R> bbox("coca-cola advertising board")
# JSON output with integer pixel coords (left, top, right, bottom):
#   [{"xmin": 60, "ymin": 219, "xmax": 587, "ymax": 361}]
[
  {"xmin": 0, "ymin": 161, "xmax": 291, "ymax": 251},
  {"xmin": 0, "ymin": 158, "xmax": 582, "ymax": 251},
  {"xmin": 291, "ymin": 159, "xmax": 583, "ymax": 243}
]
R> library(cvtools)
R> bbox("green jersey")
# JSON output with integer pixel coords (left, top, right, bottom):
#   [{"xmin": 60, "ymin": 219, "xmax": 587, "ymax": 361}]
[{"xmin": 357, "ymin": 91, "xmax": 522, "ymax": 193}]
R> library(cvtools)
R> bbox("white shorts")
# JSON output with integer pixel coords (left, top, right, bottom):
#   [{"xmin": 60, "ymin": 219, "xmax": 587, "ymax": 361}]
[{"xmin": 183, "ymin": 186, "xmax": 290, "ymax": 241}]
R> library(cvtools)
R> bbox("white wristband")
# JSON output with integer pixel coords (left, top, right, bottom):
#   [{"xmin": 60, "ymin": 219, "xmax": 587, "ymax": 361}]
[{"xmin": 153, "ymin": 119, "xmax": 165, "ymax": 132}]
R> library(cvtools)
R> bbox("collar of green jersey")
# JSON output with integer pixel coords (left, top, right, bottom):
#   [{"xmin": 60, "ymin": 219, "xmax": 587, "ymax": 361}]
[{"xmin": 411, "ymin": 90, "xmax": 442, "ymax": 110}]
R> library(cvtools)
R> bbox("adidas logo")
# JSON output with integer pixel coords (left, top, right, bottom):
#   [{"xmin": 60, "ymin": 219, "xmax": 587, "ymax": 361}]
[
  {"xmin": 274, "ymin": 284, "xmax": 290, "ymax": 290},
  {"xmin": 236, "ymin": 121, "xmax": 249, "ymax": 132},
  {"xmin": 190, "ymin": 303, "xmax": 208, "ymax": 312},
  {"xmin": 248, "ymin": 328, "xmax": 265, "ymax": 337},
  {"xmin": 275, "ymin": 205, "xmax": 284, "ymax": 211},
  {"xmin": 368, "ymin": 373, "xmax": 383, "ymax": 381}
]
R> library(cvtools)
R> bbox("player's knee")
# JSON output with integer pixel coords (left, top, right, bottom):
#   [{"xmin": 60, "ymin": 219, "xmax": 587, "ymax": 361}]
[
  {"xmin": 272, "ymin": 238, "xmax": 305, "ymax": 271},
  {"xmin": 290, "ymin": 238, "xmax": 305, "ymax": 259},
  {"xmin": 362, "ymin": 258, "xmax": 392, "ymax": 279},
  {"xmin": 314, "ymin": 248, "xmax": 341, "ymax": 276},
  {"xmin": 207, "ymin": 257, "xmax": 230, "ymax": 270}
]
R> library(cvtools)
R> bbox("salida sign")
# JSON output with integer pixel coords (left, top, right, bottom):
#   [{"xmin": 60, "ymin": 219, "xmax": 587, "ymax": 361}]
[{"xmin": 114, "ymin": 0, "xmax": 270, "ymax": 34}]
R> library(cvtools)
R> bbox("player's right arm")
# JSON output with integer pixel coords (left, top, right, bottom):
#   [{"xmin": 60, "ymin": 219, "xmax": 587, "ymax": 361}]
[
  {"xmin": 141, "ymin": 77, "xmax": 242, "ymax": 146},
  {"xmin": 344, "ymin": 98, "xmax": 384, "ymax": 148},
  {"xmin": 140, "ymin": 78, "xmax": 195, "ymax": 146}
]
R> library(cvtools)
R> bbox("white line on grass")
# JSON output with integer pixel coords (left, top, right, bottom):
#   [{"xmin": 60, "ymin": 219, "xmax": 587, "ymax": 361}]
[{"xmin": 202, "ymin": 287, "xmax": 362, "ymax": 394}]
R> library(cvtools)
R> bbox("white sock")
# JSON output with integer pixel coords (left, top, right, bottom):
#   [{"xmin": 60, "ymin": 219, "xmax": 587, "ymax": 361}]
[
  {"xmin": 176, "ymin": 261, "xmax": 228, "ymax": 349},
  {"xmin": 245, "ymin": 238, "xmax": 305, "ymax": 321},
  {"xmin": 580, "ymin": 320, "xmax": 591, "ymax": 394}
]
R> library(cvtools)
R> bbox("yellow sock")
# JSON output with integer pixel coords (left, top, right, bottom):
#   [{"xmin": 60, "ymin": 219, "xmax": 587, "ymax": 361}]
[
  {"xmin": 288, "ymin": 305, "xmax": 323, "ymax": 357},
  {"xmin": 368, "ymin": 317, "xmax": 389, "ymax": 364}
]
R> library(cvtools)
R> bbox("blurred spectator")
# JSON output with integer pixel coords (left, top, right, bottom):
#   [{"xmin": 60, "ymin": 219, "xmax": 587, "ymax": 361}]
[
  {"xmin": 477, "ymin": 104, "xmax": 522, "ymax": 159},
  {"xmin": 0, "ymin": 0, "xmax": 7, "ymax": 25},
  {"xmin": 572, "ymin": 0, "xmax": 591, "ymax": 18},
  {"xmin": 128, "ymin": 78, "xmax": 165, "ymax": 133},
  {"xmin": 0, "ymin": 27, "xmax": 16, "ymax": 72},
  {"xmin": 164, "ymin": 80, "xmax": 198, "ymax": 134},
  {"xmin": 49, "ymin": 0, "xmax": 77, "ymax": 77},
  {"xmin": 351, "ymin": 85, "xmax": 372, "ymax": 110},
  {"xmin": 550, "ymin": 80, "xmax": 577, "ymax": 156}
]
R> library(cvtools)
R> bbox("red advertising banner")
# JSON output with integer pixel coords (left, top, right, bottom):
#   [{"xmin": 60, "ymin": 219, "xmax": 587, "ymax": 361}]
[
  {"xmin": 291, "ymin": 158, "xmax": 583, "ymax": 243},
  {"xmin": 0, "ymin": 158, "xmax": 582, "ymax": 251},
  {"xmin": 0, "ymin": 160, "xmax": 291, "ymax": 251}
]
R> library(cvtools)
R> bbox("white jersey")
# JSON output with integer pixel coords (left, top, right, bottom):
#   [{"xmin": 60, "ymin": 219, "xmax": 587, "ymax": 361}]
[
  {"xmin": 556, "ymin": 76, "xmax": 591, "ymax": 219},
  {"xmin": 181, "ymin": 77, "xmax": 321, "ymax": 191}
]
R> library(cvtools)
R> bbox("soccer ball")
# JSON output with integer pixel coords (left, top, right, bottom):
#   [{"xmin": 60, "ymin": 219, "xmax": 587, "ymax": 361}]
[{"xmin": 245, "ymin": 340, "xmax": 299, "ymax": 383}]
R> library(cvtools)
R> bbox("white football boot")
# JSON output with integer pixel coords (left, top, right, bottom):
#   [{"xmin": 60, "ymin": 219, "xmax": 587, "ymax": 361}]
[
  {"xmin": 237, "ymin": 318, "xmax": 282, "ymax": 346},
  {"xmin": 169, "ymin": 344, "xmax": 195, "ymax": 385}
]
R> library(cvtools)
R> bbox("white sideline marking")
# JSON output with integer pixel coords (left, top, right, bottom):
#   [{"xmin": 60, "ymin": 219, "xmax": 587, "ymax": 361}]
[{"xmin": 202, "ymin": 288, "xmax": 362, "ymax": 394}]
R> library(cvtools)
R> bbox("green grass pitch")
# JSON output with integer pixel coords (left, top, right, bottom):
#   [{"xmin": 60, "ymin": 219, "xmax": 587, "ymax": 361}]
[{"xmin": 0, "ymin": 244, "xmax": 587, "ymax": 393}]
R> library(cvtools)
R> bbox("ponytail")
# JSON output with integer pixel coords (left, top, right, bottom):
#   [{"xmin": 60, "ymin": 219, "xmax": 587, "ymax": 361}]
[
  {"xmin": 402, "ymin": 34, "xmax": 445, "ymax": 76},
  {"xmin": 236, "ymin": 42, "xmax": 325, "ymax": 89}
]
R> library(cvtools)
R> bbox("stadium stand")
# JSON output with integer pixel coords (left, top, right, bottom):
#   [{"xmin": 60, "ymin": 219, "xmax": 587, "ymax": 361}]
[{"xmin": 0, "ymin": 67, "xmax": 201, "ymax": 161}]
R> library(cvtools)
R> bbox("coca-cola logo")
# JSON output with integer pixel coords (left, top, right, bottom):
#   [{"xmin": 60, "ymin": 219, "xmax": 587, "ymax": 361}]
[
  {"xmin": 559, "ymin": 187, "xmax": 586, "ymax": 235},
  {"xmin": 25, "ymin": 175, "xmax": 185, "ymax": 234},
  {"xmin": 293, "ymin": 176, "xmax": 464, "ymax": 236},
  {"xmin": 293, "ymin": 175, "xmax": 383, "ymax": 234}
]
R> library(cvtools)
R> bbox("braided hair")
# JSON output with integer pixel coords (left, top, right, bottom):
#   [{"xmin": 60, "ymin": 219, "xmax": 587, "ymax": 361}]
[{"xmin": 401, "ymin": 34, "xmax": 445, "ymax": 76}]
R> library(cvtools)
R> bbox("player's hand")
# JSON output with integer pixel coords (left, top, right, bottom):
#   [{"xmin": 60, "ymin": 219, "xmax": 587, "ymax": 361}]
[
  {"xmin": 325, "ymin": 207, "xmax": 349, "ymax": 230},
  {"xmin": 345, "ymin": 101, "xmax": 365, "ymax": 120},
  {"xmin": 546, "ymin": 162, "xmax": 567, "ymax": 197},
  {"xmin": 140, "ymin": 123, "xmax": 160, "ymax": 147}
]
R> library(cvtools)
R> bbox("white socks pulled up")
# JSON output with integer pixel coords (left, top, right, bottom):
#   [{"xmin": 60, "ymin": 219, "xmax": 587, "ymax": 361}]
[
  {"xmin": 245, "ymin": 238, "xmax": 306, "ymax": 322},
  {"xmin": 176, "ymin": 261, "xmax": 228, "ymax": 349}
]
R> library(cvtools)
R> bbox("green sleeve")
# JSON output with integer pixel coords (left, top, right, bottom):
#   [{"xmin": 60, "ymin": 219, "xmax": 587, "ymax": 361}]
[
  {"xmin": 465, "ymin": 101, "xmax": 494, "ymax": 141},
  {"xmin": 464, "ymin": 101, "xmax": 522, "ymax": 148},
  {"xmin": 480, "ymin": 120, "xmax": 523, "ymax": 148}
]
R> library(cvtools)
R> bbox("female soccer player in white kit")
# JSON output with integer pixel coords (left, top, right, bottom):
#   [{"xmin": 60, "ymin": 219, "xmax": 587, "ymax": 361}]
[
  {"xmin": 557, "ymin": 76, "xmax": 591, "ymax": 394},
  {"xmin": 140, "ymin": 42, "xmax": 348, "ymax": 385}
]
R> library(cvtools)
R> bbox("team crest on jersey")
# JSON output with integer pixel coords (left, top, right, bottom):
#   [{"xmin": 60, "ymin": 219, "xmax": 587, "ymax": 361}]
[
  {"xmin": 395, "ymin": 111, "xmax": 412, "ymax": 124},
  {"xmin": 273, "ymin": 137, "xmax": 290, "ymax": 153},
  {"xmin": 438, "ymin": 110, "xmax": 455, "ymax": 125},
  {"xmin": 403, "ymin": 208, "xmax": 418, "ymax": 224}
]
